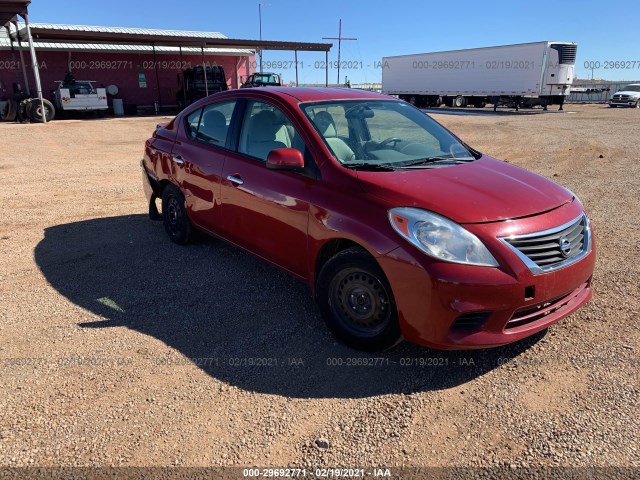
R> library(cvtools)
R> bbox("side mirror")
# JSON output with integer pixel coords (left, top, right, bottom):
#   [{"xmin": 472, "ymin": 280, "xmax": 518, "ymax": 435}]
[{"xmin": 266, "ymin": 148, "xmax": 304, "ymax": 171}]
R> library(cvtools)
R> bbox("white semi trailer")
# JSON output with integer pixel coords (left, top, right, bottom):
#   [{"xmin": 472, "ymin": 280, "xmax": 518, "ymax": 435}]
[{"xmin": 382, "ymin": 41, "xmax": 577, "ymax": 111}]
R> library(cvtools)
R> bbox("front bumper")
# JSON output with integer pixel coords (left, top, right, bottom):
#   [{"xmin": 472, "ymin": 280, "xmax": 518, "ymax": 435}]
[
  {"xmin": 379, "ymin": 201, "xmax": 596, "ymax": 349},
  {"xmin": 609, "ymin": 99, "xmax": 639, "ymax": 106}
]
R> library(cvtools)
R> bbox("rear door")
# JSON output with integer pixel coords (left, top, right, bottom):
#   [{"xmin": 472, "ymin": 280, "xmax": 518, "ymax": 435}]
[
  {"xmin": 219, "ymin": 99, "xmax": 315, "ymax": 278},
  {"xmin": 170, "ymin": 99, "xmax": 238, "ymax": 233}
]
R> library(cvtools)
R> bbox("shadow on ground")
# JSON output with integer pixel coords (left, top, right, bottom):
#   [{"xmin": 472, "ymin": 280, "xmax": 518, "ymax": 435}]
[{"xmin": 34, "ymin": 215, "xmax": 545, "ymax": 398}]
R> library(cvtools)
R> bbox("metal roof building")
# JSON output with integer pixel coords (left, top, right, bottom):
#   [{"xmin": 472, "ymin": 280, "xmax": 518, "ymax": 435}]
[{"xmin": 1, "ymin": 17, "xmax": 332, "ymax": 115}]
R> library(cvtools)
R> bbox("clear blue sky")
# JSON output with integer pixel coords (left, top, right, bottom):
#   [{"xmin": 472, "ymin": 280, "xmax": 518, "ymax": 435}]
[{"xmin": 29, "ymin": 0, "xmax": 639, "ymax": 84}]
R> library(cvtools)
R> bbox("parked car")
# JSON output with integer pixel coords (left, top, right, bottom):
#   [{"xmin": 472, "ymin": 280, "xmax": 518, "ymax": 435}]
[
  {"xmin": 609, "ymin": 84, "xmax": 640, "ymax": 108},
  {"xmin": 240, "ymin": 72, "xmax": 282, "ymax": 88},
  {"xmin": 141, "ymin": 88, "xmax": 596, "ymax": 351}
]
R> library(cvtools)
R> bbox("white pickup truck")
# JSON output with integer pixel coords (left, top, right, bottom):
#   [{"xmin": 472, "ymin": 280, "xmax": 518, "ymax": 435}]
[
  {"xmin": 609, "ymin": 84, "xmax": 640, "ymax": 108},
  {"xmin": 53, "ymin": 80, "xmax": 108, "ymax": 113}
]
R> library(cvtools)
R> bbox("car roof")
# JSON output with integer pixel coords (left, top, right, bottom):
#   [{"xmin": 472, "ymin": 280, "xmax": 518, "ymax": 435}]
[{"xmin": 251, "ymin": 87, "xmax": 392, "ymax": 102}]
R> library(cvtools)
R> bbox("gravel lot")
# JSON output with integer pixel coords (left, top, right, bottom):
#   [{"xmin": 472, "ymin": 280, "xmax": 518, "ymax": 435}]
[{"xmin": 0, "ymin": 105, "xmax": 638, "ymax": 477}]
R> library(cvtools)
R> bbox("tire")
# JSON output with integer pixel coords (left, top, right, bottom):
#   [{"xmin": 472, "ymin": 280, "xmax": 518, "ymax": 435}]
[
  {"xmin": 636, "ymin": 100, "xmax": 640, "ymax": 109},
  {"xmin": 316, "ymin": 247, "xmax": 402, "ymax": 351},
  {"xmin": 473, "ymin": 100, "xmax": 486, "ymax": 108},
  {"xmin": 28, "ymin": 98, "xmax": 55, "ymax": 122},
  {"xmin": 1, "ymin": 99, "xmax": 17, "ymax": 121},
  {"xmin": 162, "ymin": 183, "xmax": 192, "ymax": 245},
  {"xmin": 453, "ymin": 95, "xmax": 467, "ymax": 108},
  {"xmin": 609, "ymin": 104, "xmax": 616, "ymax": 108},
  {"xmin": 408, "ymin": 96, "xmax": 417, "ymax": 106}
]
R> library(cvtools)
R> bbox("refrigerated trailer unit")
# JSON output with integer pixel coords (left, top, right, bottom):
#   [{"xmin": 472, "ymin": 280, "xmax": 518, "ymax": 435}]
[{"xmin": 382, "ymin": 41, "xmax": 577, "ymax": 110}]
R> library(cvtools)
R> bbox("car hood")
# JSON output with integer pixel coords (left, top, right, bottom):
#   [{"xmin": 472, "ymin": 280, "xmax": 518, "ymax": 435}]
[
  {"xmin": 357, "ymin": 156, "xmax": 573, "ymax": 223},
  {"xmin": 615, "ymin": 90, "xmax": 640, "ymax": 97}
]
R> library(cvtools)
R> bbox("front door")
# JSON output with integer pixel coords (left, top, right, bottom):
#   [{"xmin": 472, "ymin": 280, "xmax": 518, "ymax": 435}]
[{"xmin": 219, "ymin": 100, "xmax": 313, "ymax": 278}]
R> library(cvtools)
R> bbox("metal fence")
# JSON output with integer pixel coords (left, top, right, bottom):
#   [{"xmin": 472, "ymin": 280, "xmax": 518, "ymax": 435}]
[{"xmin": 566, "ymin": 81, "xmax": 640, "ymax": 103}]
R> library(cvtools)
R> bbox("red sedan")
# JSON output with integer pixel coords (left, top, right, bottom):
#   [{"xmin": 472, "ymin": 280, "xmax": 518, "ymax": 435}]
[{"xmin": 141, "ymin": 88, "xmax": 595, "ymax": 351}]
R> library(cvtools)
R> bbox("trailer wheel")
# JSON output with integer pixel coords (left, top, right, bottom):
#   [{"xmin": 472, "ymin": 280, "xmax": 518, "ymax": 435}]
[
  {"xmin": 28, "ymin": 99, "xmax": 55, "ymax": 123},
  {"xmin": 473, "ymin": 100, "xmax": 486, "ymax": 108},
  {"xmin": 18, "ymin": 99, "xmax": 32, "ymax": 121},
  {"xmin": 453, "ymin": 96, "xmax": 467, "ymax": 108},
  {"xmin": 408, "ymin": 96, "xmax": 417, "ymax": 106},
  {"xmin": 1, "ymin": 99, "xmax": 17, "ymax": 121}
]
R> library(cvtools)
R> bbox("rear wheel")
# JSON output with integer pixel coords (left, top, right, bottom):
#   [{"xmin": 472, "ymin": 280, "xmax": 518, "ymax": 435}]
[
  {"xmin": 0, "ymin": 99, "xmax": 17, "ymax": 121},
  {"xmin": 28, "ymin": 98, "xmax": 55, "ymax": 122},
  {"xmin": 636, "ymin": 100, "xmax": 640, "ymax": 108},
  {"xmin": 453, "ymin": 95, "xmax": 467, "ymax": 108},
  {"xmin": 316, "ymin": 248, "xmax": 402, "ymax": 351},
  {"xmin": 162, "ymin": 184, "xmax": 192, "ymax": 245}
]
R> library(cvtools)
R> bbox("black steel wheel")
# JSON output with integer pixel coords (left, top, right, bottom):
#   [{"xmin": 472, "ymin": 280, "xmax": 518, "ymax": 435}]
[
  {"xmin": 162, "ymin": 183, "xmax": 192, "ymax": 245},
  {"xmin": 316, "ymin": 247, "xmax": 402, "ymax": 351},
  {"xmin": 28, "ymin": 98, "xmax": 55, "ymax": 122}
]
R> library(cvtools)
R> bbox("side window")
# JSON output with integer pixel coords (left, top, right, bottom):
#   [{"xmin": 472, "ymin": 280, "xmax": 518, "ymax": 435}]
[
  {"xmin": 184, "ymin": 100, "xmax": 236, "ymax": 147},
  {"xmin": 185, "ymin": 108, "xmax": 202, "ymax": 139},
  {"xmin": 238, "ymin": 100, "xmax": 307, "ymax": 161},
  {"xmin": 197, "ymin": 100, "xmax": 236, "ymax": 146}
]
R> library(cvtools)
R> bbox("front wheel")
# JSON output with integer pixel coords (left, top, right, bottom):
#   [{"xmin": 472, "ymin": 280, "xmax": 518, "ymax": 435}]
[
  {"xmin": 162, "ymin": 184, "xmax": 192, "ymax": 245},
  {"xmin": 316, "ymin": 248, "xmax": 402, "ymax": 351}
]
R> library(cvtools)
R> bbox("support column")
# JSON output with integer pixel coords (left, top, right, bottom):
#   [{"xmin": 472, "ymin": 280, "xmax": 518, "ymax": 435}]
[
  {"xmin": 152, "ymin": 44, "xmax": 162, "ymax": 112},
  {"xmin": 294, "ymin": 50, "xmax": 298, "ymax": 87},
  {"xmin": 325, "ymin": 51, "xmax": 328, "ymax": 87},
  {"xmin": 23, "ymin": 13, "xmax": 46, "ymax": 123},
  {"xmin": 179, "ymin": 46, "xmax": 186, "ymax": 106},
  {"xmin": 201, "ymin": 47, "xmax": 209, "ymax": 96},
  {"xmin": 12, "ymin": 21, "xmax": 30, "ymax": 95}
]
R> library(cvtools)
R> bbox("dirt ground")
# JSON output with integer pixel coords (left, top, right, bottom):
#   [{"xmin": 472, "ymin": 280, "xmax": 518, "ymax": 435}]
[{"xmin": 0, "ymin": 104, "xmax": 638, "ymax": 476}]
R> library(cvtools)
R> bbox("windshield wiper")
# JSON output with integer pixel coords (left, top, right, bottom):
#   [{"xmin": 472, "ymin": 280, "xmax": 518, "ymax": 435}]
[
  {"xmin": 396, "ymin": 156, "xmax": 475, "ymax": 168},
  {"xmin": 342, "ymin": 162, "xmax": 397, "ymax": 171}
]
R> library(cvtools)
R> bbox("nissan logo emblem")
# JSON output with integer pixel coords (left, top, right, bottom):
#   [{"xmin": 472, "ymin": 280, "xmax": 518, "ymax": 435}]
[{"xmin": 559, "ymin": 236, "xmax": 572, "ymax": 257}]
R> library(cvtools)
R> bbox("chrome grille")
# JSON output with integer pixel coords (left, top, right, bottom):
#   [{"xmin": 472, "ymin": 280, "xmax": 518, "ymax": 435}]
[
  {"xmin": 500, "ymin": 214, "xmax": 590, "ymax": 274},
  {"xmin": 613, "ymin": 94, "xmax": 629, "ymax": 101}
]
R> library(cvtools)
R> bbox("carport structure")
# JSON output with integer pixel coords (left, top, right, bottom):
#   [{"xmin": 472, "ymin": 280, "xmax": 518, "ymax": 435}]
[{"xmin": 2, "ymin": 16, "xmax": 332, "ymax": 119}]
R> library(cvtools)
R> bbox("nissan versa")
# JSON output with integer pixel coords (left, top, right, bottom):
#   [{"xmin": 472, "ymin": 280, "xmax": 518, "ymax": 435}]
[{"xmin": 141, "ymin": 88, "xmax": 596, "ymax": 351}]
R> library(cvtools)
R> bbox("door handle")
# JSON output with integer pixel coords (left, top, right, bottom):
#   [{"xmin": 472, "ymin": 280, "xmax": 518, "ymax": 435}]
[
  {"xmin": 226, "ymin": 175, "xmax": 244, "ymax": 186},
  {"xmin": 172, "ymin": 154, "xmax": 185, "ymax": 165}
]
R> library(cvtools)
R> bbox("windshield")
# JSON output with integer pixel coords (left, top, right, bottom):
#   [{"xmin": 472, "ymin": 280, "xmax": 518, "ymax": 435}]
[
  {"xmin": 622, "ymin": 85, "xmax": 640, "ymax": 92},
  {"xmin": 302, "ymin": 100, "xmax": 476, "ymax": 168},
  {"xmin": 255, "ymin": 74, "xmax": 279, "ymax": 84}
]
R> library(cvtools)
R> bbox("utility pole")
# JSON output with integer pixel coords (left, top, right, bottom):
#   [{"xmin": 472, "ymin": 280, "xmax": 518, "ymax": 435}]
[
  {"xmin": 323, "ymin": 19, "xmax": 356, "ymax": 86},
  {"xmin": 258, "ymin": 3, "xmax": 262, "ymax": 73}
]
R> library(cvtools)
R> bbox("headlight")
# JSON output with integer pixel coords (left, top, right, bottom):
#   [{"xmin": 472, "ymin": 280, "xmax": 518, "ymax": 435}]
[{"xmin": 389, "ymin": 207, "xmax": 499, "ymax": 267}]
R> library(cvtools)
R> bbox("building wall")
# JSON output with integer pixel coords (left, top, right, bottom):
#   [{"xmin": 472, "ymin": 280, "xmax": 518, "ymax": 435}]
[{"xmin": 0, "ymin": 49, "xmax": 255, "ymax": 108}]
